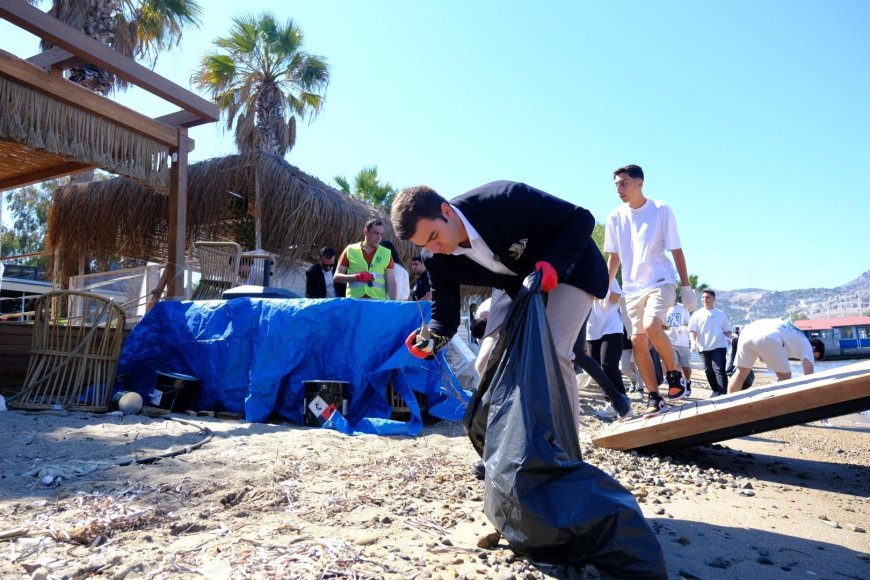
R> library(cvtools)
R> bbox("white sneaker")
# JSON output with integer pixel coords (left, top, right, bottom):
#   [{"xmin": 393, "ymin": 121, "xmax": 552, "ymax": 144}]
[{"xmin": 595, "ymin": 403, "xmax": 619, "ymax": 420}]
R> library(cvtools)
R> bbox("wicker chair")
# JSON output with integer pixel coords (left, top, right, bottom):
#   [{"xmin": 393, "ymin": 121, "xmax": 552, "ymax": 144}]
[
  {"xmin": 192, "ymin": 241, "xmax": 242, "ymax": 300},
  {"xmin": 8, "ymin": 290, "xmax": 126, "ymax": 413}
]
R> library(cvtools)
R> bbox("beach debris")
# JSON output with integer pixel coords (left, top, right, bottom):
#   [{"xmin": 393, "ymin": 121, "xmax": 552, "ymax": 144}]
[
  {"xmin": 845, "ymin": 524, "xmax": 865, "ymax": 533},
  {"xmin": 476, "ymin": 531, "xmax": 501, "ymax": 549},
  {"xmin": 0, "ymin": 528, "xmax": 29, "ymax": 541}
]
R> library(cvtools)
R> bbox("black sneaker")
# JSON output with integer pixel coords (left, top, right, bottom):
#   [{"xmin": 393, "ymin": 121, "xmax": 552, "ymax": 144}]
[
  {"xmin": 685, "ymin": 380, "xmax": 692, "ymax": 398},
  {"xmin": 665, "ymin": 370, "xmax": 688, "ymax": 401},
  {"xmin": 472, "ymin": 460, "xmax": 485, "ymax": 480},
  {"xmin": 644, "ymin": 393, "xmax": 670, "ymax": 417}
]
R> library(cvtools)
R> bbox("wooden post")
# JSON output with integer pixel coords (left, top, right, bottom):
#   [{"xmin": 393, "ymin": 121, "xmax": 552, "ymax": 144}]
[{"xmin": 167, "ymin": 127, "xmax": 189, "ymax": 298}]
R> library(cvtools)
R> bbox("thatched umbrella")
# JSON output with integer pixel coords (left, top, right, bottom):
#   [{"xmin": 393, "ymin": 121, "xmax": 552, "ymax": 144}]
[{"xmin": 48, "ymin": 152, "xmax": 415, "ymax": 284}]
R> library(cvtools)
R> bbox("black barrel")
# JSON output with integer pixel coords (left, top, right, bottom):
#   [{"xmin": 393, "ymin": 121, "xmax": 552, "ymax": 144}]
[
  {"xmin": 303, "ymin": 380, "xmax": 349, "ymax": 426},
  {"xmin": 151, "ymin": 371, "xmax": 201, "ymax": 413}
]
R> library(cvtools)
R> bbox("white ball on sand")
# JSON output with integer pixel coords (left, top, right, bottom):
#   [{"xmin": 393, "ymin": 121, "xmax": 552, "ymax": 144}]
[{"xmin": 117, "ymin": 392, "xmax": 143, "ymax": 415}]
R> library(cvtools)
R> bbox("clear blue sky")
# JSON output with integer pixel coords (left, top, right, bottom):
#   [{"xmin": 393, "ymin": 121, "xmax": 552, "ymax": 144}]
[{"xmin": 2, "ymin": 1, "xmax": 868, "ymax": 291}]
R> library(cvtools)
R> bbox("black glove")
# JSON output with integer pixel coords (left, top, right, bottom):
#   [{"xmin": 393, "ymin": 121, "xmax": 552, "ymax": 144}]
[{"xmin": 405, "ymin": 327, "xmax": 449, "ymax": 360}]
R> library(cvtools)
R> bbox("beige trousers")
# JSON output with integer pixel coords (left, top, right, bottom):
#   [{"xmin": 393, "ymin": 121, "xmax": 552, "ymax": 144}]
[{"xmin": 474, "ymin": 284, "xmax": 595, "ymax": 435}]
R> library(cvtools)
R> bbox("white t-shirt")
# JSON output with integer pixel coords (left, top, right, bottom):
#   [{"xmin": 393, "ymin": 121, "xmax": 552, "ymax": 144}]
[
  {"xmin": 393, "ymin": 263, "xmax": 411, "ymax": 300},
  {"xmin": 665, "ymin": 303, "xmax": 691, "ymax": 348},
  {"xmin": 688, "ymin": 307, "xmax": 732, "ymax": 351},
  {"xmin": 587, "ymin": 279, "xmax": 624, "ymax": 340},
  {"xmin": 741, "ymin": 319, "xmax": 815, "ymax": 362},
  {"xmin": 604, "ymin": 198, "xmax": 682, "ymax": 297},
  {"xmin": 323, "ymin": 269, "xmax": 336, "ymax": 298}
]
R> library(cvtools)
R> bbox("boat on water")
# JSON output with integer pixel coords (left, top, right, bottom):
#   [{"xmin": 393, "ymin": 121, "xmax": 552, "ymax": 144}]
[{"xmin": 794, "ymin": 316, "xmax": 870, "ymax": 360}]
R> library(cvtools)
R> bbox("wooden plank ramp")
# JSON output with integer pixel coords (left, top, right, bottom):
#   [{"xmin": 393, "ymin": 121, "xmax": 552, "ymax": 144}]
[{"xmin": 592, "ymin": 360, "xmax": 870, "ymax": 453}]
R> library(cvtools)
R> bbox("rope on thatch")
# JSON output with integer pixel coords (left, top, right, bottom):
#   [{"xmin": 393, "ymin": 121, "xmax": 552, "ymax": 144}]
[
  {"xmin": 0, "ymin": 76, "xmax": 169, "ymax": 190},
  {"xmin": 48, "ymin": 153, "xmax": 416, "ymax": 283}
]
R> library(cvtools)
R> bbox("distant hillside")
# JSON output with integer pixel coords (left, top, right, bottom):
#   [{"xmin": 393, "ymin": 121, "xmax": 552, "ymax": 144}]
[{"xmin": 713, "ymin": 269, "xmax": 870, "ymax": 325}]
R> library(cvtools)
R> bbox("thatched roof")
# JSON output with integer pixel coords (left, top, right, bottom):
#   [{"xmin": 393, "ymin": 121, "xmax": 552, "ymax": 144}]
[{"xmin": 48, "ymin": 152, "xmax": 413, "ymax": 279}]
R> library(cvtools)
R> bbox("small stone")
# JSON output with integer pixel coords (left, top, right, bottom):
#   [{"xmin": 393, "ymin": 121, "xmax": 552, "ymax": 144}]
[
  {"xmin": 441, "ymin": 538, "xmax": 454, "ymax": 546},
  {"xmin": 741, "ymin": 482, "xmax": 754, "ymax": 489},
  {"xmin": 654, "ymin": 507, "xmax": 666, "ymax": 515},
  {"xmin": 477, "ymin": 532, "xmax": 501, "ymax": 549},
  {"xmin": 846, "ymin": 524, "xmax": 865, "ymax": 533}
]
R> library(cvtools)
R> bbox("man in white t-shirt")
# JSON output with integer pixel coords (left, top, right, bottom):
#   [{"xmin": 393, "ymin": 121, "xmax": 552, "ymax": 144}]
[
  {"xmin": 604, "ymin": 164, "xmax": 697, "ymax": 417},
  {"xmin": 664, "ymin": 301, "xmax": 692, "ymax": 394},
  {"xmin": 688, "ymin": 290, "xmax": 732, "ymax": 396},
  {"xmin": 727, "ymin": 319, "xmax": 825, "ymax": 393}
]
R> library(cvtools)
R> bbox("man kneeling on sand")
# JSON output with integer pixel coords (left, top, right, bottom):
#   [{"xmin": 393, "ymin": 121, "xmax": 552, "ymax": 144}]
[{"xmin": 727, "ymin": 319, "xmax": 825, "ymax": 393}]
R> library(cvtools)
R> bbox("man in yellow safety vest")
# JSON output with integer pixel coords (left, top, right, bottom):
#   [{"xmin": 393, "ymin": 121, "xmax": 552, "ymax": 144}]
[{"xmin": 334, "ymin": 219, "xmax": 397, "ymax": 300}]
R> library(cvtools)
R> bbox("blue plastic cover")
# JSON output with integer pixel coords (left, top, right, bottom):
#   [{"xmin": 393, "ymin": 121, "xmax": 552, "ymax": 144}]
[{"xmin": 117, "ymin": 298, "xmax": 469, "ymax": 435}]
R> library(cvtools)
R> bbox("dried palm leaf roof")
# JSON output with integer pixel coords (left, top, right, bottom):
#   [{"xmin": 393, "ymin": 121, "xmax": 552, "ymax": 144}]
[
  {"xmin": 48, "ymin": 152, "xmax": 415, "ymax": 277},
  {"xmin": 0, "ymin": 73, "xmax": 170, "ymax": 191}
]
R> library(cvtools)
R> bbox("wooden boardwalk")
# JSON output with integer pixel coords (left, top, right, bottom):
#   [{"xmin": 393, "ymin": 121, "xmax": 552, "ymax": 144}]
[{"xmin": 592, "ymin": 360, "xmax": 870, "ymax": 453}]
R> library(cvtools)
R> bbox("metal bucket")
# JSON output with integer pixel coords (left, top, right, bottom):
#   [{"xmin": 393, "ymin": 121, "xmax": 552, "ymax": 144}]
[
  {"xmin": 151, "ymin": 371, "xmax": 201, "ymax": 413},
  {"xmin": 303, "ymin": 380, "xmax": 349, "ymax": 426}
]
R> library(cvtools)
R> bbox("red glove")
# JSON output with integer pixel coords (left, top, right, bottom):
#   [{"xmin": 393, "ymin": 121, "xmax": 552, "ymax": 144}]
[
  {"xmin": 535, "ymin": 261, "xmax": 558, "ymax": 292},
  {"xmin": 354, "ymin": 271, "xmax": 374, "ymax": 283},
  {"xmin": 405, "ymin": 328, "xmax": 449, "ymax": 360}
]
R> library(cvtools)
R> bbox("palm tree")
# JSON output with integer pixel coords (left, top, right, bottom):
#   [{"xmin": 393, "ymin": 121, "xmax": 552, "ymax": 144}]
[
  {"xmin": 26, "ymin": 0, "xmax": 203, "ymax": 95},
  {"xmin": 192, "ymin": 12, "xmax": 330, "ymax": 157},
  {"xmin": 334, "ymin": 166, "xmax": 395, "ymax": 210}
]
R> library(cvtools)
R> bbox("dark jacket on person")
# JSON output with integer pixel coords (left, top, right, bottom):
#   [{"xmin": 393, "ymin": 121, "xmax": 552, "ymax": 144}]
[
  {"xmin": 304, "ymin": 262, "xmax": 345, "ymax": 298},
  {"xmin": 423, "ymin": 181, "xmax": 608, "ymax": 338}
]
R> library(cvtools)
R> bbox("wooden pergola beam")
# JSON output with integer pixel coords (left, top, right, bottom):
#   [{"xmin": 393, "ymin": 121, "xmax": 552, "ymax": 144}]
[
  {"xmin": 155, "ymin": 110, "xmax": 214, "ymax": 130},
  {"xmin": 26, "ymin": 46, "xmax": 81, "ymax": 70},
  {"xmin": 0, "ymin": 0, "xmax": 218, "ymax": 123},
  {"xmin": 167, "ymin": 129, "xmax": 190, "ymax": 298},
  {"xmin": 0, "ymin": 161, "xmax": 92, "ymax": 192}
]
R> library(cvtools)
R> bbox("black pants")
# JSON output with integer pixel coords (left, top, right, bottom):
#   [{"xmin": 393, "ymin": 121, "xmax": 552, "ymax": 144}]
[
  {"xmin": 573, "ymin": 324, "xmax": 624, "ymax": 403},
  {"xmin": 702, "ymin": 348, "xmax": 728, "ymax": 393},
  {"xmin": 587, "ymin": 333, "xmax": 625, "ymax": 396}
]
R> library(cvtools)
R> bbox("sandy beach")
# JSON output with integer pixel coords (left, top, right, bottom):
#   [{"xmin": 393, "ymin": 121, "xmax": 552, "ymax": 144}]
[{"xmin": 0, "ymin": 372, "xmax": 867, "ymax": 579}]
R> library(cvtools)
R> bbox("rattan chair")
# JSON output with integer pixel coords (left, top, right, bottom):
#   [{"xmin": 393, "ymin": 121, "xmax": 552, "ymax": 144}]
[
  {"xmin": 8, "ymin": 290, "xmax": 126, "ymax": 413},
  {"xmin": 192, "ymin": 241, "xmax": 242, "ymax": 300}
]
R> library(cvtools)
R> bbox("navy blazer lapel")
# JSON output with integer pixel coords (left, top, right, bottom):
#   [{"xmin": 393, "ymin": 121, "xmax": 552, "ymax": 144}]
[{"xmin": 452, "ymin": 195, "xmax": 521, "ymax": 275}]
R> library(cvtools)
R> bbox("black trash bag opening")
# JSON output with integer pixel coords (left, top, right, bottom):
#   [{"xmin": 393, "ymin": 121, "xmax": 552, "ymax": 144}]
[{"xmin": 463, "ymin": 286, "xmax": 667, "ymax": 579}]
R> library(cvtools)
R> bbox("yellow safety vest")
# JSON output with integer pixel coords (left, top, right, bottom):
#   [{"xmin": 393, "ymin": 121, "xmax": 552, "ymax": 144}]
[{"xmin": 346, "ymin": 243, "xmax": 391, "ymax": 299}]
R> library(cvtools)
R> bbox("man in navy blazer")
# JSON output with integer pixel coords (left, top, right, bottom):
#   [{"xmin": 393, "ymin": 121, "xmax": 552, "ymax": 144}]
[{"xmin": 391, "ymin": 181, "xmax": 608, "ymax": 431}]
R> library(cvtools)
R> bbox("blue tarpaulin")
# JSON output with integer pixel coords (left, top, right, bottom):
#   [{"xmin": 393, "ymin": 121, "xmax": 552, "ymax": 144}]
[{"xmin": 117, "ymin": 298, "xmax": 469, "ymax": 435}]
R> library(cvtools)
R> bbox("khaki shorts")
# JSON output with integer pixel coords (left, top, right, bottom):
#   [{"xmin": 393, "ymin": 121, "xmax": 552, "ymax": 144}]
[
  {"xmin": 735, "ymin": 335, "xmax": 790, "ymax": 374},
  {"xmin": 625, "ymin": 285, "xmax": 676, "ymax": 335},
  {"xmin": 672, "ymin": 345, "xmax": 691, "ymax": 368}
]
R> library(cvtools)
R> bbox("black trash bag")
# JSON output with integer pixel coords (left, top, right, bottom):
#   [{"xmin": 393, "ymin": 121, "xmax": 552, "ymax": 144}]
[{"xmin": 463, "ymin": 285, "xmax": 667, "ymax": 579}]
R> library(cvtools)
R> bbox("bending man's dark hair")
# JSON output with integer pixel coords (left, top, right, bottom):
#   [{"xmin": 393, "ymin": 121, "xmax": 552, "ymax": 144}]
[
  {"xmin": 809, "ymin": 338, "xmax": 825, "ymax": 361},
  {"xmin": 391, "ymin": 185, "xmax": 448, "ymax": 240}
]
